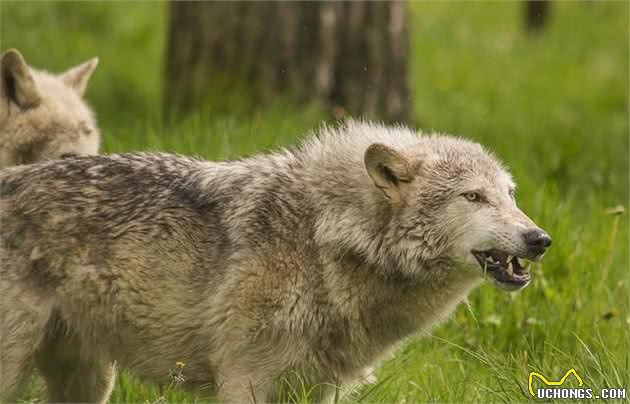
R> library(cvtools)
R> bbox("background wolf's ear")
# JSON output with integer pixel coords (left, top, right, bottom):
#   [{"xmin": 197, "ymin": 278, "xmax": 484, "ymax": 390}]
[
  {"xmin": 364, "ymin": 143, "xmax": 413, "ymax": 203},
  {"xmin": 60, "ymin": 57, "xmax": 98, "ymax": 97},
  {"xmin": 1, "ymin": 49, "xmax": 41, "ymax": 109}
]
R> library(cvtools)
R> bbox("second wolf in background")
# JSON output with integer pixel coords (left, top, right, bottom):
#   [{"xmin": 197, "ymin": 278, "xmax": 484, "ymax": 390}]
[{"xmin": 0, "ymin": 49, "xmax": 100, "ymax": 168}]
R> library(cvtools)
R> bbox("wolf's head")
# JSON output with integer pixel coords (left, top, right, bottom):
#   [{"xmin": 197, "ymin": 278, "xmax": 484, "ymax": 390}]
[
  {"xmin": 0, "ymin": 49, "xmax": 100, "ymax": 168},
  {"xmin": 362, "ymin": 133, "xmax": 551, "ymax": 292}
]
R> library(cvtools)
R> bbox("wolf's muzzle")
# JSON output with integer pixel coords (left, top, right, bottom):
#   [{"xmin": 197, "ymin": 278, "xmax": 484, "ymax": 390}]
[{"xmin": 523, "ymin": 229, "xmax": 552, "ymax": 257}]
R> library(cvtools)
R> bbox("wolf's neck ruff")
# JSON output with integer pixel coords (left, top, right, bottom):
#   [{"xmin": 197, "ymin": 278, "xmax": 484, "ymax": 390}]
[{"xmin": 322, "ymin": 249, "xmax": 481, "ymax": 351}]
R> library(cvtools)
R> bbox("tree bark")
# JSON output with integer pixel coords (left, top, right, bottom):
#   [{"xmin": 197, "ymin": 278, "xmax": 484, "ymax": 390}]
[
  {"xmin": 165, "ymin": 1, "xmax": 410, "ymax": 123},
  {"xmin": 524, "ymin": 0, "xmax": 551, "ymax": 33}
]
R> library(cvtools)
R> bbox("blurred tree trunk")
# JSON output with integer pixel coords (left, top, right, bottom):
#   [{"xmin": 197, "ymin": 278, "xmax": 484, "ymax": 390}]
[
  {"xmin": 164, "ymin": 1, "xmax": 410, "ymax": 123},
  {"xmin": 524, "ymin": 0, "xmax": 550, "ymax": 32}
]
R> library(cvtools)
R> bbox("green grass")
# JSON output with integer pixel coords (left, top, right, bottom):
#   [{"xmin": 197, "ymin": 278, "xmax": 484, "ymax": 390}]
[{"xmin": 2, "ymin": 1, "xmax": 628, "ymax": 403}]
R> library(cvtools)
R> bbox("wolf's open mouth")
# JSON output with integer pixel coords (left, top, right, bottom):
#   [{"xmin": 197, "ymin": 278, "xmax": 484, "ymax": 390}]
[{"xmin": 471, "ymin": 249, "xmax": 531, "ymax": 290}]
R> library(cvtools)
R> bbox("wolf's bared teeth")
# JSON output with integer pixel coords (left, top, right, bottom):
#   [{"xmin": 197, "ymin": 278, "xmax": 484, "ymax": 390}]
[
  {"xmin": 507, "ymin": 255, "xmax": 513, "ymax": 263},
  {"xmin": 506, "ymin": 261, "xmax": 514, "ymax": 276},
  {"xmin": 486, "ymin": 256, "xmax": 494, "ymax": 263}
]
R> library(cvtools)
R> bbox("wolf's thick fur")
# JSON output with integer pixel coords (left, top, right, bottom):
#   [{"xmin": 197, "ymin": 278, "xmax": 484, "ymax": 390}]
[
  {"xmin": 0, "ymin": 121, "xmax": 548, "ymax": 402},
  {"xmin": 0, "ymin": 49, "xmax": 99, "ymax": 168}
]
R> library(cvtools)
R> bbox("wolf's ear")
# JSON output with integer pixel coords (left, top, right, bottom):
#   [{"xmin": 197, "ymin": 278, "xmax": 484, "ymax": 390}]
[
  {"xmin": 1, "ymin": 49, "xmax": 41, "ymax": 108},
  {"xmin": 60, "ymin": 57, "xmax": 98, "ymax": 97},
  {"xmin": 364, "ymin": 143, "xmax": 413, "ymax": 203}
]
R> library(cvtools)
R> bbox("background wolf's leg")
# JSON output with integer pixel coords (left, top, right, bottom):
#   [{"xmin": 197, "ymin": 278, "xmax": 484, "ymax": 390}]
[
  {"xmin": 37, "ymin": 359, "xmax": 116, "ymax": 404},
  {"xmin": 0, "ymin": 297, "xmax": 49, "ymax": 401},
  {"xmin": 35, "ymin": 323, "xmax": 116, "ymax": 404}
]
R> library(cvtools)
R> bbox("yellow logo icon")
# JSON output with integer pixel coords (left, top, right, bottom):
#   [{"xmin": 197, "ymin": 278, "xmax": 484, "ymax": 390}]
[{"xmin": 528, "ymin": 368, "xmax": 584, "ymax": 397}]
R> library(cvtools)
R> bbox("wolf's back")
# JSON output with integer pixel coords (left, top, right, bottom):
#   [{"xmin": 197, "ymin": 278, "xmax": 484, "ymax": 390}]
[
  {"xmin": 0, "ymin": 153, "xmax": 232, "ymax": 292},
  {"xmin": 1, "ymin": 153, "xmax": 208, "ymax": 214}
]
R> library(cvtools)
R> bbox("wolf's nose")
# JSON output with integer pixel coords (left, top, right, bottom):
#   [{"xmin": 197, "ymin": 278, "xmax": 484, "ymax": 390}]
[{"xmin": 523, "ymin": 229, "xmax": 552, "ymax": 250}]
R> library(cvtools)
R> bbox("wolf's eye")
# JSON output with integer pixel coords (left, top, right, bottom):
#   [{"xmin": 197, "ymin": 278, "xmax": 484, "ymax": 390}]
[{"xmin": 464, "ymin": 192, "xmax": 480, "ymax": 202}]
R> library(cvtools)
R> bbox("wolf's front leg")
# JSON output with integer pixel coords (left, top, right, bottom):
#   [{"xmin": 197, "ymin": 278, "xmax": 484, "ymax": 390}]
[
  {"xmin": 359, "ymin": 366, "xmax": 377, "ymax": 384},
  {"xmin": 217, "ymin": 371, "xmax": 274, "ymax": 404}
]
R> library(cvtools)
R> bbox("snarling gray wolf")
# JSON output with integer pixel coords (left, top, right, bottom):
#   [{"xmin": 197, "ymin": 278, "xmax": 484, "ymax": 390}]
[
  {"xmin": 0, "ymin": 48, "xmax": 99, "ymax": 168},
  {"xmin": 0, "ymin": 121, "xmax": 551, "ymax": 403}
]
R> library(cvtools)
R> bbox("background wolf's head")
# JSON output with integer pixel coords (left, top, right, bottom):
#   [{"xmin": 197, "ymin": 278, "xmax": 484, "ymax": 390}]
[{"xmin": 0, "ymin": 49, "xmax": 100, "ymax": 168}]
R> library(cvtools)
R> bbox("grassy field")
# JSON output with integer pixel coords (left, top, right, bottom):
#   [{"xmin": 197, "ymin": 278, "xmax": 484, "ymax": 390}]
[{"xmin": 2, "ymin": 1, "xmax": 628, "ymax": 403}]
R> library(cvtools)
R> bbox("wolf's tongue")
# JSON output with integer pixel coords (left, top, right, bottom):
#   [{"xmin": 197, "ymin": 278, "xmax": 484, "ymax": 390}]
[{"xmin": 511, "ymin": 257, "xmax": 529, "ymax": 275}]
